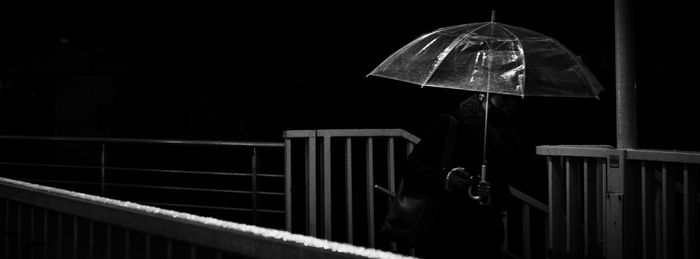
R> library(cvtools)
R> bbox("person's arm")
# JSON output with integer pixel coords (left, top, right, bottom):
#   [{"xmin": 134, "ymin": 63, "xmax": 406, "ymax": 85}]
[{"xmin": 403, "ymin": 114, "xmax": 452, "ymax": 193}]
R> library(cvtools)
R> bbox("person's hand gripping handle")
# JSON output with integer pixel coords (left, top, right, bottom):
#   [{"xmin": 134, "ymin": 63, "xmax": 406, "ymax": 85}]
[{"xmin": 468, "ymin": 163, "xmax": 491, "ymax": 206}]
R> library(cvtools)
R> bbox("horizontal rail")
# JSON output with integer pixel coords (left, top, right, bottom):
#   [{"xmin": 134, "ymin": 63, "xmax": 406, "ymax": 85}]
[
  {"xmin": 142, "ymin": 202, "xmax": 262, "ymax": 212},
  {"xmin": 105, "ymin": 183, "xmax": 257, "ymax": 194},
  {"xmin": 536, "ymin": 145, "xmax": 614, "ymax": 158},
  {"xmin": 510, "ymin": 186, "xmax": 548, "ymax": 213},
  {"xmin": 0, "ymin": 177, "xmax": 411, "ymax": 259},
  {"xmin": 0, "ymin": 135, "xmax": 285, "ymax": 147},
  {"xmin": 284, "ymin": 129, "xmax": 420, "ymax": 144},
  {"xmin": 627, "ymin": 149, "xmax": 700, "ymax": 164},
  {"xmin": 537, "ymin": 145, "xmax": 700, "ymax": 165},
  {"xmin": 0, "ymin": 161, "xmax": 283, "ymax": 177}
]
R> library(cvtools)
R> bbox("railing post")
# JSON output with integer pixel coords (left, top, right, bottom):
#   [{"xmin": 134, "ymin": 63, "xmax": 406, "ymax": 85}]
[
  {"xmin": 683, "ymin": 165, "xmax": 698, "ymax": 259},
  {"xmin": 322, "ymin": 135, "xmax": 332, "ymax": 240},
  {"xmin": 101, "ymin": 143, "xmax": 107, "ymax": 196},
  {"xmin": 284, "ymin": 138, "xmax": 292, "ymax": 232},
  {"xmin": 548, "ymin": 156, "xmax": 565, "ymax": 258},
  {"xmin": 604, "ymin": 149, "xmax": 641, "ymax": 259},
  {"xmin": 345, "ymin": 138, "xmax": 354, "ymax": 244},
  {"xmin": 366, "ymin": 137, "xmax": 375, "ymax": 247},
  {"xmin": 306, "ymin": 134, "xmax": 318, "ymax": 236},
  {"xmin": 251, "ymin": 147, "xmax": 259, "ymax": 226}
]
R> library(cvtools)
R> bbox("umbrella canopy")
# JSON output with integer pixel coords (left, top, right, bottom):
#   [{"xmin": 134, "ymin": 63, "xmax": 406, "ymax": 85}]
[{"xmin": 368, "ymin": 20, "xmax": 604, "ymax": 98}]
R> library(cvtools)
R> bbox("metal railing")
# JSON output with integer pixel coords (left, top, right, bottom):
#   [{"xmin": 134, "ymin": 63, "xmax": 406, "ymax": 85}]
[
  {"xmin": 283, "ymin": 129, "xmax": 549, "ymax": 258},
  {"xmin": 537, "ymin": 145, "xmax": 700, "ymax": 259},
  {"xmin": 0, "ymin": 135, "xmax": 286, "ymax": 229},
  {"xmin": 0, "ymin": 177, "xmax": 411, "ymax": 259}
]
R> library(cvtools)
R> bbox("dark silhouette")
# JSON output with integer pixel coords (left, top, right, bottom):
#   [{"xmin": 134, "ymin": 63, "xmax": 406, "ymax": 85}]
[{"xmin": 403, "ymin": 93, "xmax": 523, "ymax": 259}]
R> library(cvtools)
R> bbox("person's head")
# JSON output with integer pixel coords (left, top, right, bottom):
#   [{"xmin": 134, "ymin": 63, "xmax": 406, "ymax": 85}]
[{"xmin": 480, "ymin": 93, "xmax": 520, "ymax": 117}]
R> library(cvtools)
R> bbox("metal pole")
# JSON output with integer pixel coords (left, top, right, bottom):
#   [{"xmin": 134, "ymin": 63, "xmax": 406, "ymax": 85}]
[{"xmin": 615, "ymin": 0, "xmax": 638, "ymax": 148}]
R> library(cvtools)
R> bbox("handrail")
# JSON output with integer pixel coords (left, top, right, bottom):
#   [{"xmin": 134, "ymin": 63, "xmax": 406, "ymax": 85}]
[
  {"xmin": 284, "ymin": 129, "xmax": 421, "ymax": 144},
  {"xmin": 0, "ymin": 177, "xmax": 412, "ymax": 259},
  {"xmin": 0, "ymin": 135, "xmax": 285, "ymax": 147},
  {"xmin": 536, "ymin": 144, "xmax": 700, "ymax": 259},
  {"xmin": 0, "ymin": 135, "xmax": 287, "ymax": 229},
  {"xmin": 509, "ymin": 186, "xmax": 548, "ymax": 213}
]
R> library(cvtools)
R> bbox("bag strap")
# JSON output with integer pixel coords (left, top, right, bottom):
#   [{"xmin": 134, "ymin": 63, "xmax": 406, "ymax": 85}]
[{"xmin": 440, "ymin": 114, "xmax": 458, "ymax": 170}]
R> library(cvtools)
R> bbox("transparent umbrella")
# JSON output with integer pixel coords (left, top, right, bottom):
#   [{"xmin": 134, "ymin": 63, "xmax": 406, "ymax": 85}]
[{"xmin": 368, "ymin": 12, "xmax": 604, "ymax": 203}]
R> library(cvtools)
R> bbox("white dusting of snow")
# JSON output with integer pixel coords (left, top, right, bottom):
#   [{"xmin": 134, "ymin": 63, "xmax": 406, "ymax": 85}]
[{"xmin": 1, "ymin": 177, "xmax": 416, "ymax": 259}]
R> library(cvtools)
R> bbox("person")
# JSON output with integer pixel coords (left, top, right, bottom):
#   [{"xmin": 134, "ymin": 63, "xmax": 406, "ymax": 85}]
[{"xmin": 403, "ymin": 92, "xmax": 522, "ymax": 259}]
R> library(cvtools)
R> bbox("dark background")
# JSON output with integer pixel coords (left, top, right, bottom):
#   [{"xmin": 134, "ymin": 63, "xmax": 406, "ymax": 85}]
[{"xmin": 1, "ymin": 1, "xmax": 698, "ymax": 151}]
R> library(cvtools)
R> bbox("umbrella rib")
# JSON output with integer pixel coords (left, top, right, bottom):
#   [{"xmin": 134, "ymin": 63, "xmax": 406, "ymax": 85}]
[
  {"xmin": 420, "ymin": 23, "xmax": 492, "ymax": 87},
  {"xmin": 499, "ymin": 24, "xmax": 527, "ymax": 97}
]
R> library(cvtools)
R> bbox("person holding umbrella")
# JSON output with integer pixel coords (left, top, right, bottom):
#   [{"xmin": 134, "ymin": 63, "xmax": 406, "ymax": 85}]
[
  {"xmin": 402, "ymin": 92, "xmax": 521, "ymax": 258},
  {"xmin": 368, "ymin": 12, "xmax": 604, "ymax": 258}
]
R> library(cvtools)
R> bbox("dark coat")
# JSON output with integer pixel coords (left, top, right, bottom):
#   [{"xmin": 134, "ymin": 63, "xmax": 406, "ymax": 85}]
[{"xmin": 404, "ymin": 94, "xmax": 520, "ymax": 259}]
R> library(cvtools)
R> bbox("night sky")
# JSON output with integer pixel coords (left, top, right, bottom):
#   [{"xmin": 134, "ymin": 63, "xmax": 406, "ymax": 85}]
[{"xmin": 1, "ymin": 2, "xmax": 699, "ymax": 151}]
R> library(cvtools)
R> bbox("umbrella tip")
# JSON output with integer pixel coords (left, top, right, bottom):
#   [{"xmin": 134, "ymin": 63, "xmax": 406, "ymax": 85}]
[{"xmin": 491, "ymin": 10, "xmax": 496, "ymax": 22}]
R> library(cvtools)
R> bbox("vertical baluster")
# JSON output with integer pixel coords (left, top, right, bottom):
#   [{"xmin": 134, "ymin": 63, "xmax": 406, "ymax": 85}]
[
  {"xmin": 251, "ymin": 147, "xmax": 259, "ymax": 226},
  {"xmin": 597, "ymin": 158, "xmax": 606, "ymax": 258},
  {"xmin": 640, "ymin": 161, "xmax": 655, "ymax": 259},
  {"xmin": 583, "ymin": 158, "xmax": 600, "ymax": 257},
  {"xmin": 17, "ymin": 203, "xmax": 22, "ymax": 259},
  {"xmin": 548, "ymin": 156, "xmax": 565, "ymax": 256},
  {"xmin": 73, "ymin": 216, "xmax": 78, "ymax": 259},
  {"xmin": 190, "ymin": 245, "xmax": 196, "ymax": 259},
  {"xmin": 101, "ymin": 143, "xmax": 107, "ymax": 196},
  {"xmin": 3, "ymin": 200, "xmax": 8, "ymax": 259},
  {"xmin": 166, "ymin": 239, "xmax": 172, "ymax": 259},
  {"xmin": 565, "ymin": 157, "xmax": 583, "ymax": 256},
  {"xmin": 29, "ymin": 206, "xmax": 34, "ymax": 259},
  {"xmin": 57, "ymin": 213, "xmax": 62, "ymax": 258},
  {"xmin": 125, "ymin": 229, "xmax": 131, "ymax": 259},
  {"xmin": 145, "ymin": 234, "xmax": 151, "ymax": 259},
  {"xmin": 522, "ymin": 204, "xmax": 531, "ymax": 259},
  {"xmin": 366, "ymin": 137, "xmax": 375, "ymax": 247},
  {"xmin": 386, "ymin": 137, "xmax": 396, "ymax": 251},
  {"xmin": 386, "ymin": 138, "xmax": 396, "ymax": 199},
  {"xmin": 106, "ymin": 224, "xmax": 112, "ymax": 259},
  {"xmin": 345, "ymin": 138, "xmax": 354, "ymax": 244},
  {"xmin": 661, "ymin": 163, "xmax": 677, "ymax": 259},
  {"xmin": 322, "ymin": 135, "xmax": 332, "ymax": 239},
  {"xmin": 284, "ymin": 138, "xmax": 292, "ymax": 232},
  {"xmin": 683, "ymin": 165, "xmax": 697, "ymax": 259},
  {"xmin": 306, "ymin": 135, "xmax": 317, "ymax": 236},
  {"xmin": 42, "ymin": 209, "xmax": 47, "ymax": 259},
  {"xmin": 88, "ymin": 220, "xmax": 95, "ymax": 259}
]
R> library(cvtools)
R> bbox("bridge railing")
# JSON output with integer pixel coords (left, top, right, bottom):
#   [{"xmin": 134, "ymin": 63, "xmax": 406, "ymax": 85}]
[
  {"xmin": 284, "ymin": 129, "xmax": 548, "ymax": 259},
  {"xmin": 0, "ymin": 135, "xmax": 286, "ymax": 228},
  {"xmin": 0, "ymin": 177, "xmax": 410, "ymax": 259},
  {"xmin": 537, "ymin": 145, "xmax": 700, "ymax": 259}
]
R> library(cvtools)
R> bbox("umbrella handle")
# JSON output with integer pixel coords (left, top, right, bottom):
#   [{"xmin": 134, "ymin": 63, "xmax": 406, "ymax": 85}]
[
  {"xmin": 468, "ymin": 164, "xmax": 490, "ymax": 206},
  {"xmin": 467, "ymin": 184, "xmax": 481, "ymax": 201},
  {"xmin": 468, "ymin": 182, "xmax": 490, "ymax": 206}
]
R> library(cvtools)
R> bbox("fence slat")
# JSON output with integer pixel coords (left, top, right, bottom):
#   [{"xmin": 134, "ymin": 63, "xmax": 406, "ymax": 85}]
[
  {"xmin": 565, "ymin": 157, "xmax": 583, "ymax": 256},
  {"xmin": 548, "ymin": 156, "xmax": 565, "ymax": 256},
  {"xmin": 683, "ymin": 165, "xmax": 697, "ymax": 259},
  {"xmin": 322, "ymin": 136, "xmax": 332, "ymax": 239},
  {"xmin": 522, "ymin": 204, "xmax": 531, "ymax": 259},
  {"xmin": 305, "ymin": 136, "xmax": 317, "ymax": 236},
  {"xmin": 640, "ymin": 161, "xmax": 655, "ymax": 259},
  {"xmin": 345, "ymin": 138, "xmax": 354, "ymax": 243},
  {"xmin": 284, "ymin": 138, "xmax": 292, "ymax": 232},
  {"xmin": 661, "ymin": 163, "xmax": 677, "ymax": 259},
  {"xmin": 366, "ymin": 137, "xmax": 375, "ymax": 247}
]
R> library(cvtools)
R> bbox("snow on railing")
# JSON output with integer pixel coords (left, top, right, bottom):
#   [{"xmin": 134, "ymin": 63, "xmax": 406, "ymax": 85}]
[{"xmin": 0, "ymin": 177, "xmax": 413, "ymax": 259}]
